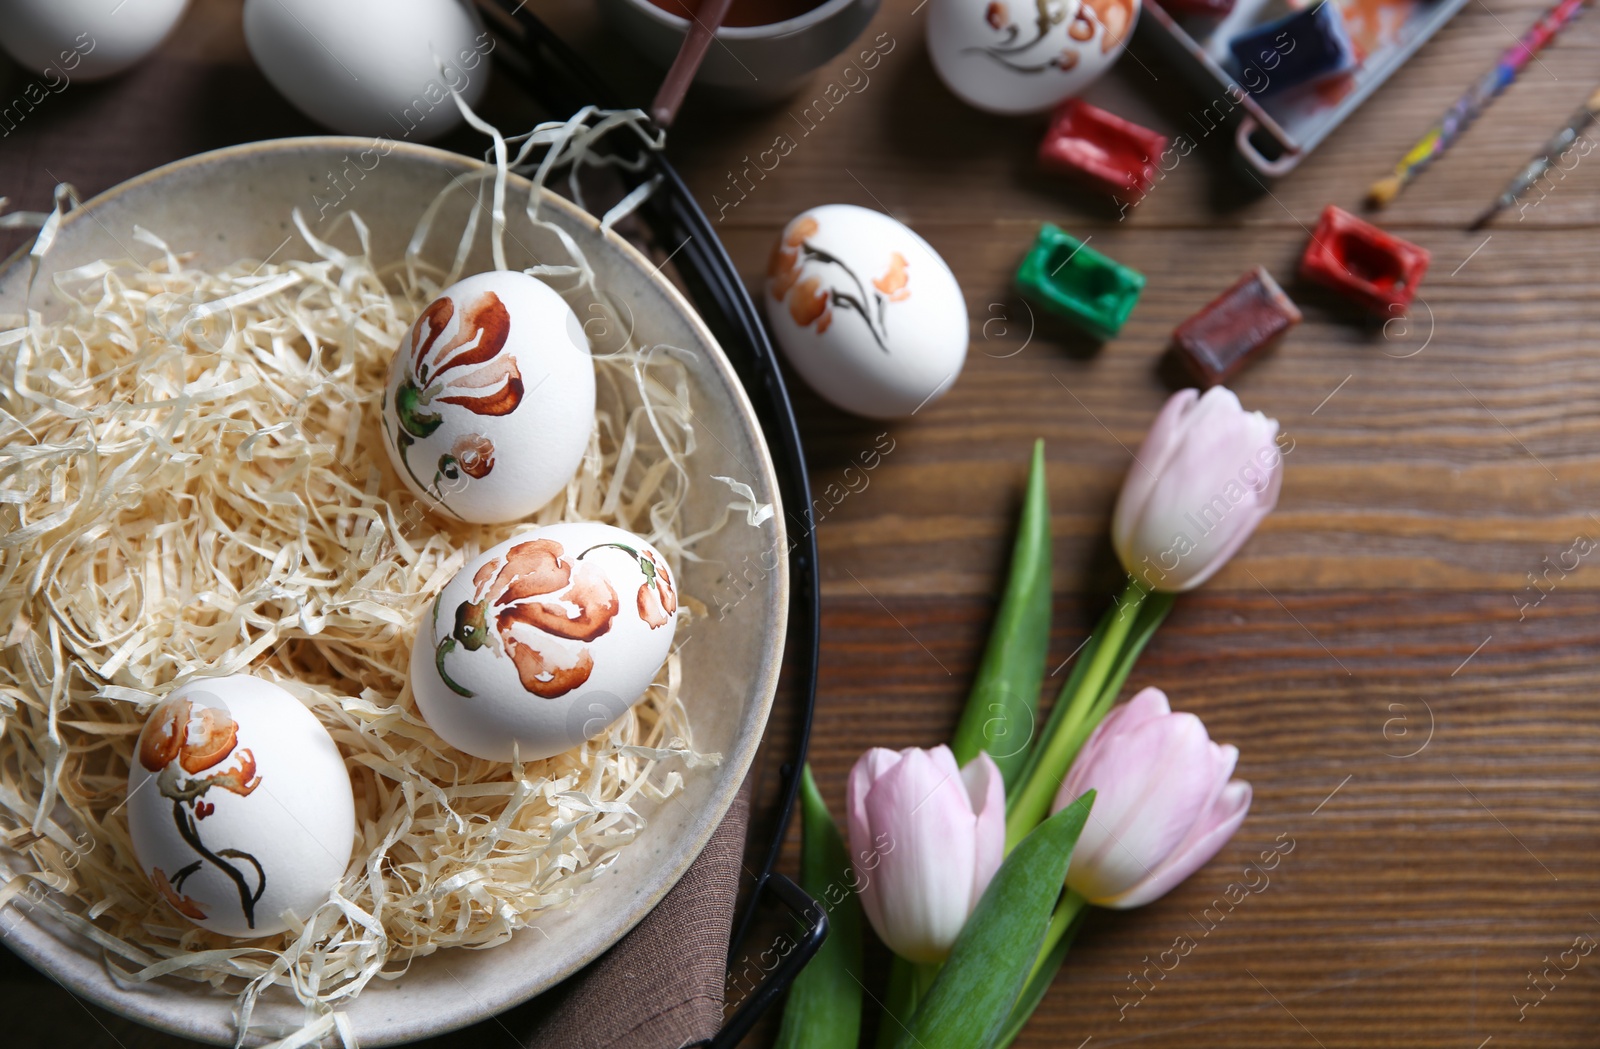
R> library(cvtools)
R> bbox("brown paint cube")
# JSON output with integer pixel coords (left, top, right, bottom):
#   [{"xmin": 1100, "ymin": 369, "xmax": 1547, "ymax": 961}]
[{"xmin": 1173, "ymin": 266, "xmax": 1302, "ymax": 387}]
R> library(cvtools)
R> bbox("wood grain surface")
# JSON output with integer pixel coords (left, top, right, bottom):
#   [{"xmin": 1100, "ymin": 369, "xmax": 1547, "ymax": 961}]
[
  {"xmin": 2, "ymin": 0, "xmax": 1597, "ymax": 1046},
  {"xmin": 536, "ymin": 1, "xmax": 1600, "ymax": 1045}
]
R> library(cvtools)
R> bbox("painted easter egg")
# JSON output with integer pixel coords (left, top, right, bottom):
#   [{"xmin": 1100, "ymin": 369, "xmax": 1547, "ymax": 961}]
[
  {"xmin": 381, "ymin": 271, "xmax": 596, "ymax": 525},
  {"xmin": 126, "ymin": 676, "xmax": 356, "ymax": 939},
  {"xmin": 764, "ymin": 204, "xmax": 967, "ymax": 419},
  {"xmin": 411, "ymin": 521, "xmax": 679, "ymax": 762},
  {"xmin": 926, "ymin": 0, "xmax": 1140, "ymax": 115}
]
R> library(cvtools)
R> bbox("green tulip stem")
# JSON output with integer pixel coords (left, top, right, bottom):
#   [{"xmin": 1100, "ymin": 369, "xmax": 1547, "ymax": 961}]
[
  {"xmin": 1030, "ymin": 890, "xmax": 1087, "ymax": 986},
  {"xmin": 1004, "ymin": 578, "xmax": 1148, "ymax": 851},
  {"xmin": 876, "ymin": 959, "xmax": 914, "ymax": 1049},
  {"xmin": 875, "ymin": 957, "xmax": 942, "ymax": 1049}
]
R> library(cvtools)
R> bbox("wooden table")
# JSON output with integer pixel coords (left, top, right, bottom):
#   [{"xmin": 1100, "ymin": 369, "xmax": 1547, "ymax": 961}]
[
  {"xmin": 4, "ymin": 0, "xmax": 1598, "ymax": 1046},
  {"xmin": 547, "ymin": 2, "xmax": 1600, "ymax": 1045}
]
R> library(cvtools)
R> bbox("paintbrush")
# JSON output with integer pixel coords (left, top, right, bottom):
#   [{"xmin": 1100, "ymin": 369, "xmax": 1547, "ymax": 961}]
[
  {"xmin": 1367, "ymin": 0, "xmax": 1590, "ymax": 208},
  {"xmin": 650, "ymin": 0, "xmax": 737, "ymax": 128},
  {"xmin": 1470, "ymin": 84, "xmax": 1600, "ymax": 228}
]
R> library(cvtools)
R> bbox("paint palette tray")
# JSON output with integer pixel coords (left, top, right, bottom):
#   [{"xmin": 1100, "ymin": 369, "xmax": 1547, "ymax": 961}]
[{"xmin": 1139, "ymin": 0, "xmax": 1471, "ymax": 177}]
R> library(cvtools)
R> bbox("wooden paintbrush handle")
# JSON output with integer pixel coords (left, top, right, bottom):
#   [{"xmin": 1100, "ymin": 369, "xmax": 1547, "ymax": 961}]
[{"xmin": 651, "ymin": 0, "xmax": 737, "ymax": 128}]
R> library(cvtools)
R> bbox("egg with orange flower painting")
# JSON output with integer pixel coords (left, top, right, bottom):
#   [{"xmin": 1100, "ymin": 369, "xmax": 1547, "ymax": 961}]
[
  {"xmin": 382, "ymin": 270, "xmax": 596, "ymax": 525},
  {"xmin": 410, "ymin": 521, "xmax": 679, "ymax": 762},
  {"xmin": 927, "ymin": 0, "xmax": 1140, "ymax": 114},
  {"xmin": 126, "ymin": 676, "xmax": 356, "ymax": 938},
  {"xmin": 765, "ymin": 204, "xmax": 967, "ymax": 419}
]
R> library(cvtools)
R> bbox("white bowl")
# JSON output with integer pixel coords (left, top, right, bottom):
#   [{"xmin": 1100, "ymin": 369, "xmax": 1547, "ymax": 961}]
[{"xmin": 0, "ymin": 138, "xmax": 787, "ymax": 1046}]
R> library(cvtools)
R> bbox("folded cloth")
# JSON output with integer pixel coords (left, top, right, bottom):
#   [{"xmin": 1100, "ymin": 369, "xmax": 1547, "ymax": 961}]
[{"xmin": 510, "ymin": 780, "xmax": 751, "ymax": 1049}]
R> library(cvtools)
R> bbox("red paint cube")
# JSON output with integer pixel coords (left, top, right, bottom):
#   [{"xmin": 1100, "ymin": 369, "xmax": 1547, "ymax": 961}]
[
  {"xmin": 1038, "ymin": 100, "xmax": 1169, "ymax": 205},
  {"xmin": 1299, "ymin": 205, "xmax": 1430, "ymax": 315},
  {"xmin": 1174, "ymin": 266, "xmax": 1302, "ymax": 386}
]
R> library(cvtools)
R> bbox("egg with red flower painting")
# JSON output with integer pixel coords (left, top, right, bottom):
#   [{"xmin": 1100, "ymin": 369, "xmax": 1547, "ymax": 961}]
[
  {"xmin": 765, "ymin": 204, "xmax": 967, "ymax": 419},
  {"xmin": 125, "ymin": 675, "xmax": 356, "ymax": 938},
  {"xmin": 410, "ymin": 521, "xmax": 679, "ymax": 762},
  {"xmin": 382, "ymin": 270, "xmax": 596, "ymax": 524}
]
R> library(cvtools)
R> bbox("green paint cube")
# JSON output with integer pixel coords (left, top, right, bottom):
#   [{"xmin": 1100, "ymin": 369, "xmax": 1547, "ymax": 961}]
[{"xmin": 1015, "ymin": 224, "xmax": 1145, "ymax": 341}]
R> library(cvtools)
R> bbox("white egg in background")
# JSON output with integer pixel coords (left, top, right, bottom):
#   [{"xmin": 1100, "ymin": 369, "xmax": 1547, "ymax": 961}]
[
  {"xmin": 411, "ymin": 522, "xmax": 679, "ymax": 763},
  {"xmin": 0, "ymin": 0, "xmax": 190, "ymax": 81},
  {"xmin": 382, "ymin": 270, "xmax": 596, "ymax": 525},
  {"xmin": 764, "ymin": 204, "xmax": 967, "ymax": 420},
  {"xmin": 126, "ymin": 675, "xmax": 356, "ymax": 939},
  {"xmin": 926, "ymin": 0, "xmax": 1140, "ymax": 115},
  {"xmin": 242, "ymin": 0, "xmax": 490, "ymax": 140}
]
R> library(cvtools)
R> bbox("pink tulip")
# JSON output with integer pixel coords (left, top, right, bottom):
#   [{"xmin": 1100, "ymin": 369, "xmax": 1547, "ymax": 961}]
[
  {"xmin": 846, "ymin": 745, "xmax": 1005, "ymax": 963},
  {"xmin": 1113, "ymin": 386, "xmax": 1284, "ymax": 592},
  {"xmin": 1053, "ymin": 688, "xmax": 1251, "ymax": 909}
]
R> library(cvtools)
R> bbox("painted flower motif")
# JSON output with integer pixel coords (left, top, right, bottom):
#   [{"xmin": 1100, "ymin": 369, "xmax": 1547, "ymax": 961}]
[
  {"xmin": 437, "ymin": 538, "xmax": 677, "ymax": 700},
  {"xmin": 873, "ymin": 252, "xmax": 910, "ymax": 302},
  {"xmin": 445, "ymin": 433, "xmax": 495, "ymax": 481},
  {"xmin": 439, "ymin": 538, "xmax": 620, "ymax": 700},
  {"xmin": 137, "ymin": 697, "xmax": 266, "ymax": 928},
  {"xmin": 967, "ymin": 0, "xmax": 1134, "ymax": 70},
  {"xmin": 769, "ymin": 217, "xmax": 817, "ymax": 298},
  {"xmin": 789, "ymin": 276, "xmax": 833, "ymax": 333},
  {"xmin": 386, "ymin": 291, "xmax": 523, "ymax": 503},
  {"xmin": 768, "ymin": 216, "xmax": 911, "ymax": 353},
  {"xmin": 151, "ymin": 868, "xmax": 207, "ymax": 919},
  {"xmin": 634, "ymin": 548, "xmax": 678, "ymax": 629},
  {"xmin": 138, "ymin": 699, "xmax": 260, "ymax": 797},
  {"xmin": 1083, "ymin": 0, "xmax": 1135, "ymax": 52}
]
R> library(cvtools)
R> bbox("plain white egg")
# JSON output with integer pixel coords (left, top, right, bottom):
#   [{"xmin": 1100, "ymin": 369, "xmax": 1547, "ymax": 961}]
[
  {"xmin": 126, "ymin": 675, "xmax": 356, "ymax": 939},
  {"xmin": 411, "ymin": 522, "xmax": 679, "ymax": 763},
  {"xmin": 242, "ymin": 0, "xmax": 491, "ymax": 140},
  {"xmin": 927, "ymin": 0, "xmax": 1140, "ymax": 114},
  {"xmin": 0, "ymin": 0, "xmax": 190, "ymax": 81},
  {"xmin": 381, "ymin": 270, "xmax": 596, "ymax": 525},
  {"xmin": 765, "ymin": 204, "xmax": 967, "ymax": 419}
]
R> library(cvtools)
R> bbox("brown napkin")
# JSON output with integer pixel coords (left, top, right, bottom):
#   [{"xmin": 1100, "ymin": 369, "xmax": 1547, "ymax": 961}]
[
  {"xmin": 0, "ymin": 4, "xmax": 751, "ymax": 1045},
  {"xmin": 506, "ymin": 782, "xmax": 750, "ymax": 1049}
]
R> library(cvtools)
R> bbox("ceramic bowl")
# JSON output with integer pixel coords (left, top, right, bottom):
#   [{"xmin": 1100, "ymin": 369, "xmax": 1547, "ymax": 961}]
[
  {"xmin": 597, "ymin": 0, "xmax": 883, "ymax": 100},
  {"xmin": 0, "ymin": 138, "xmax": 787, "ymax": 1046}
]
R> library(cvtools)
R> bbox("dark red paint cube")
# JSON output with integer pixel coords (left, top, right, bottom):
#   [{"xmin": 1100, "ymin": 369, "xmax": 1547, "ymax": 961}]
[
  {"xmin": 1038, "ymin": 99, "xmax": 1169, "ymax": 204},
  {"xmin": 1299, "ymin": 205, "xmax": 1430, "ymax": 315},
  {"xmin": 1173, "ymin": 266, "xmax": 1302, "ymax": 386}
]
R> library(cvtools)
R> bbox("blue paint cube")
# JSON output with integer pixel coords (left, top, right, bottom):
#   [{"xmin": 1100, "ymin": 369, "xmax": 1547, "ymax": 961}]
[{"xmin": 1229, "ymin": 2, "xmax": 1358, "ymax": 98}]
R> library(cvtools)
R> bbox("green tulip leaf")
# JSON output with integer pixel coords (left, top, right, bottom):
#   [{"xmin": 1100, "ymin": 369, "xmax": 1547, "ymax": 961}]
[
  {"xmin": 776, "ymin": 765, "xmax": 864, "ymax": 1049},
  {"xmin": 892, "ymin": 790, "xmax": 1095, "ymax": 1049},
  {"xmin": 951, "ymin": 439, "xmax": 1052, "ymax": 786}
]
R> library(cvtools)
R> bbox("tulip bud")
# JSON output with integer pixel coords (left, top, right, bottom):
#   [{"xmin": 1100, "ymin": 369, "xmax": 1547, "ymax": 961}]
[
  {"xmin": 1053, "ymin": 688, "xmax": 1250, "ymax": 909},
  {"xmin": 1113, "ymin": 386, "xmax": 1282, "ymax": 592},
  {"xmin": 846, "ymin": 745, "xmax": 1005, "ymax": 963}
]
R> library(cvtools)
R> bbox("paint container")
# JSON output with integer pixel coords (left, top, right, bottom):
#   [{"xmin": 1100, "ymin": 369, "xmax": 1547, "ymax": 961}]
[
  {"xmin": 1228, "ymin": 1, "xmax": 1358, "ymax": 97},
  {"xmin": 1173, "ymin": 266, "xmax": 1301, "ymax": 385},
  {"xmin": 1038, "ymin": 99, "xmax": 1170, "ymax": 204},
  {"xmin": 1299, "ymin": 205, "xmax": 1430, "ymax": 314},
  {"xmin": 1015, "ymin": 224, "xmax": 1145, "ymax": 341},
  {"xmin": 1138, "ymin": 0, "xmax": 1469, "ymax": 176}
]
